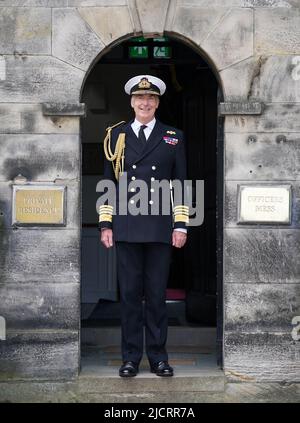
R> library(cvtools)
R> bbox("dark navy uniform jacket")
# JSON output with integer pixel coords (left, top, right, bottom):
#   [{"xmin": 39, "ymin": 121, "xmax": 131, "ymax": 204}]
[{"xmin": 99, "ymin": 119, "xmax": 188, "ymax": 244}]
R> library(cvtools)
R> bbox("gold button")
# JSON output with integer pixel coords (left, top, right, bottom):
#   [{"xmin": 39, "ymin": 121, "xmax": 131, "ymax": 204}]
[
  {"xmin": 130, "ymin": 188, "xmax": 135, "ymax": 192},
  {"xmin": 132, "ymin": 165, "xmax": 136, "ymax": 169},
  {"xmin": 130, "ymin": 199, "xmax": 134, "ymax": 204},
  {"xmin": 150, "ymin": 188, "xmax": 154, "ymax": 193},
  {"xmin": 151, "ymin": 177, "xmax": 155, "ymax": 181},
  {"xmin": 131, "ymin": 176, "xmax": 136, "ymax": 180},
  {"xmin": 152, "ymin": 166, "xmax": 156, "ymax": 170},
  {"xmin": 149, "ymin": 200, "xmax": 153, "ymax": 205}
]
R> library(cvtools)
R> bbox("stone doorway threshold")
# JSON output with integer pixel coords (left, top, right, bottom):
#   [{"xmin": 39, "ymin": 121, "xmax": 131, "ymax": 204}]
[{"xmin": 80, "ymin": 326, "xmax": 225, "ymax": 394}]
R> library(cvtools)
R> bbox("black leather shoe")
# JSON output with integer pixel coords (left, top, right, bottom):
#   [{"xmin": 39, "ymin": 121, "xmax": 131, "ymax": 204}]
[
  {"xmin": 119, "ymin": 361, "xmax": 139, "ymax": 377},
  {"xmin": 150, "ymin": 361, "xmax": 173, "ymax": 377}
]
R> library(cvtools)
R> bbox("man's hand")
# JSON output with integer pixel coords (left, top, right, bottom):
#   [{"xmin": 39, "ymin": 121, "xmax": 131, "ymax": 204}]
[
  {"xmin": 172, "ymin": 231, "xmax": 187, "ymax": 248},
  {"xmin": 101, "ymin": 228, "xmax": 114, "ymax": 248}
]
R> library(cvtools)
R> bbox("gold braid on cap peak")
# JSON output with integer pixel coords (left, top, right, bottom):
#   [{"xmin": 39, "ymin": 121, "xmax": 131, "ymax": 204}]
[{"xmin": 103, "ymin": 120, "xmax": 126, "ymax": 180}]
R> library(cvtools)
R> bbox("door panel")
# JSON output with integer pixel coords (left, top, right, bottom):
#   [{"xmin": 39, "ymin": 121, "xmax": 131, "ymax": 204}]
[
  {"xmin": 181, "ymin": 68, "xmax": 218, "ymax": 324},
  {"xmin": 81, "ymin": 227, "xmax": 118, "ymax": 302}
]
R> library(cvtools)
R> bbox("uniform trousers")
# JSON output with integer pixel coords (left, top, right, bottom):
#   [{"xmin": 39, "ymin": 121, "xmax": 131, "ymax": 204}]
[{"xmin": 116, "ymin": 241, "xmax": 172, "ymax": 365}]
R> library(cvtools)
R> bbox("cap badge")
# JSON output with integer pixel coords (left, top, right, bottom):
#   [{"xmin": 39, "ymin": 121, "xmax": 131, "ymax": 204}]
[{"xmin": 138, "ymin": 78, "xmax": 151, "ymax": 89}]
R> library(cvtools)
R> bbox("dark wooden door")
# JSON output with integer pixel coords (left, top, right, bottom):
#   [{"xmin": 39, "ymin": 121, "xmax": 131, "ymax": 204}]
[{"xmin": 165, "ymin": 66, "xmax": 219, "ymax": 325}]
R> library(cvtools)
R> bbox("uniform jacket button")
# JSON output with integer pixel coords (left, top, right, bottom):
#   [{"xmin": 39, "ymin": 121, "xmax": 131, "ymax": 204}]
[
  {"xmin": 131, "ymin": 176, "xmax": 136, "ymax": 180},
  {"xmin": 152, "ymin": 165, "xmax": 156, "ymax": 170},
  {"xmin": 132, "ymin": 164, "xmax": 136, "ymax": 169}
]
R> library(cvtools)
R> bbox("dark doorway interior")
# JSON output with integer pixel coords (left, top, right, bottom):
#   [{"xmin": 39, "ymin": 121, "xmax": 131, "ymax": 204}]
[{"xmin": 81, "ymin": 37, "xmax": 222, "ymax": 359}]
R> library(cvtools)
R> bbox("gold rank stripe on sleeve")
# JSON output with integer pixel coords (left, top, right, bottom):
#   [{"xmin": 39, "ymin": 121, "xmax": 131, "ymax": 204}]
[
  {"xmin": 99, "ymin": 214, "xmax": 113, "ymax": 223},
  {"xmin": 99, "ymin": 205, "xmax": 114, "ymax": 223},
  {"xmin": 173, "ymin": 205, "xmax": 189, "ymax": 223},
  {"xmin": 173, "ymin": 205, "xmax": 189, "ymax": 214},
  {"xmin": 174, "ymin": 215, "xmax": 189, "ymax": 223},
  {"xmin": 99, "ymin": 205, "xmax": 114, "ymax": 213}
]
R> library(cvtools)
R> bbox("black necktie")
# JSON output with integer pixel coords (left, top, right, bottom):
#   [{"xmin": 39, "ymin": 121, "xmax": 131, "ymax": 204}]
[{"xmin": 138, "ymin": 125, "xmax": 147, "ymax": 146}]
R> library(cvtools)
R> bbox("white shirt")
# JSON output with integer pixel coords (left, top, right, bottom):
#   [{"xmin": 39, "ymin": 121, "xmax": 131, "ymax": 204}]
[
  {"xmin": 131, "ymin": 118, "xmax": 156, "ymax": 140},
  {"xmin": 131, "ymin": 118, "xmax": 187, "ymax": 235}
]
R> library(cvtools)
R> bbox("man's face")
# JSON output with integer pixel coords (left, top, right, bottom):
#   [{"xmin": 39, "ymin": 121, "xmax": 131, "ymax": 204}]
[{"xmin": 131, "ymin": 94, "xmax": 160, "ymax": 124}]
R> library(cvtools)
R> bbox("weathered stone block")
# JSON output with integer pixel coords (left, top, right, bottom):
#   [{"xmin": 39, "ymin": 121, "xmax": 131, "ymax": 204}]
[
  {"xmin": 0, "ymin": 7, "xmax": 51, "ymax": 54},
  {"xmin": 202, "ymin": 8, "xmax": 253, "ymax": 70},
  {"xmin": 177, "ymin": 0, "xmax": 247, "ymax": 5},
  {"xmin": 0, "ymin": 104, "xmax": 80, "ymax": 134},
  {"xmin": 220, "ymin": 55, "xmax": 300, "ymax": 103},
  {"xmin": 52, "ymin": 8, "xmax": 104, "ymax": 71},
  {"xmin": 224, "ymin": 228, "xmax": 300, "ymax": 283},
  {"xmin": 246, "ymin": 55, "xmax": 300, "ymax": 103},
  {"xmin": 225, "ymin": 181, "xmax": 300, "ymax": 229},
  {"xmin": 224, "ymin": 332, "xmax": 300, "ymax": 382},
  {"xmin": 0, "ymin": 1, "xmax": 69, "ymax": 5},
  {"xmin": 177, "ymin": 0, "xmax": 300, "ymax": 6},
  {"xmin": 0, "ymin": 55, "xmax": 85, "ymax": 103},
  {"xmin": 135, "ymin": 0, "xmax": 169, "ymax": 35},
  {"xmin": 0, "ymin": 134, "xmax": 79, "ymax": 181},
  {"xmin": 224, "ymin": 104, "xmax": 300, "ymax": 133},
  {"xmin": 42, "ymin": 103, "xmax": 86, "ymax": 116},
  {"xmin": 3, "ymin": 0, "xmax": 285, "ymax": 6},
  {"xmin": 0, "ymin": 55, "xmax": 6, "ymax": 81},
  {"xmin": 220, "ymin": 56, "xmax": 260, "ymax": 101},
  {"xmin": 225, "ymin": 283, "xmax": 300, "ymax": 332},
  {"xmin": 255, "ymin": 8, "xmax": 300, "ymax": 55},
  {"xmin": 170, "ymin": 7, "xmax": 229, "ymax": 46},
  {"xmin": 0, "ymin": 283, "xmax": 79, "ymax": 330},
  {"xmin": 78, "ymin": 6, "xmax": 133, "ymax": 46},
  {"xmin": 0, "ymin": 106, "xmax": 22, "ymax": 133},
  {"xmin": 0, "ymin": 229, "xmax": 80, "ymax": 284},
  {"xmin": 70, "ymin": 0, "xmax": 127, "ymax": 5},
  {"xmin": 0, "ymin": 331, "xmax": 79, "ymax": 380},
  {"xmin": 225, "ymin": 133, "xmax": 300, "ymax": 181},
  {"xmin": 250, "ymin": 0, "xmax": 300, "ymax": 6},
  {"xmin": 0, "ymin": 381, "xmax": 78, "ymax": 404},
  {"xmin": 0, "ymin": 180, "xmax": 80, "ymax": 229}
]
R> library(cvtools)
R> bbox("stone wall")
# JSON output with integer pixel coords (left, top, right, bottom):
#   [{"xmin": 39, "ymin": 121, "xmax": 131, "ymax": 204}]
[{"xmin": 0, "ymin": 0, "xmax": 299, "ymax": 381}]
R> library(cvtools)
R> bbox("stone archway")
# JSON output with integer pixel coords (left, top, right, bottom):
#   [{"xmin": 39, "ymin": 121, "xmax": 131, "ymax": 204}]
[
  {"xmin": 70, "ymin": 2, "xmax": 256, "ymax": 380},
  {"xmin": 79, "ymin": 34, "xmax": 224, "ymax": 374}
]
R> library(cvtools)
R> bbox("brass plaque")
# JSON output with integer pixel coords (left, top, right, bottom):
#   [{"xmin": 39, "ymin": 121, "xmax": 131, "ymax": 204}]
[
  {"xmin": 12, "ymin": 185, "xmax": 66, "ymax": 226},
  {"xmin": 238, "ymin": 185, "xmax": 291, "ymax": 224}
]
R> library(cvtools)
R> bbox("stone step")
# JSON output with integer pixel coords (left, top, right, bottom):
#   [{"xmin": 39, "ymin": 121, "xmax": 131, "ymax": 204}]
[
  {"xmin": 79, "ymin": 342, "xmax": 225, "ymax": 393},
  {"xmin": 78, "ymin": 369, "xmax": 225, "ymax": 394}
]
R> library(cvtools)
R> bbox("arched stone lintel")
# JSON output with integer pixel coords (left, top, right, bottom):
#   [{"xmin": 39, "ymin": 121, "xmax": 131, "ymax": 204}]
[
  {"xmin": 165, "ymin": 30, "xmax": 225, "ymax": 98},
  {"xmin": 80, "ymin": 31, "xmax": 225, "ymax": 103}
]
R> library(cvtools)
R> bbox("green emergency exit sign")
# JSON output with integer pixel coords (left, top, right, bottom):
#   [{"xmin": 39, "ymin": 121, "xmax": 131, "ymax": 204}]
[
  {"xmin": 129, "ymin": 37, "xmax": 171, "ymax": 59},
  {"xmin": 153, "ymin": 46, "xmax": 171, "ymax": 58},
  {"xmin": 129, "ymin": 46, "xmax": 148, "ymax": 58}
]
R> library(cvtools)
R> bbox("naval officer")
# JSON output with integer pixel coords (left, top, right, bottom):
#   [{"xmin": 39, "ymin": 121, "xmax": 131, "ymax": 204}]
[{"xmin": 99, "ymin": 75, "xmax": 189, "ymax": 377}]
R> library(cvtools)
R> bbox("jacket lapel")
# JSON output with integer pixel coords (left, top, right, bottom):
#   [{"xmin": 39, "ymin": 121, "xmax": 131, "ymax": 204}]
[
  {"xmin": 135, "ymin": 120, "xmax": 164, "ymax": 163},
  {"xmin": 122, "ymin": 121, "xmax": 142, "ymax": 156}
]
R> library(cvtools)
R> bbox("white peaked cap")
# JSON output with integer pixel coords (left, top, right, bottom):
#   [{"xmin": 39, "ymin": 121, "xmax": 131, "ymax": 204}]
[{"xmin": 124, "ymin": 75, "xmax": 166, "ymax": 96}]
